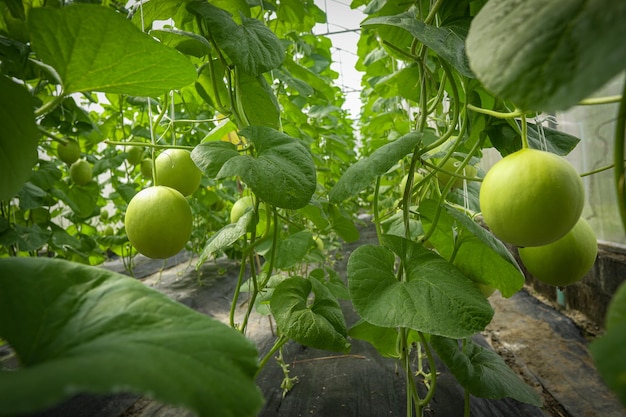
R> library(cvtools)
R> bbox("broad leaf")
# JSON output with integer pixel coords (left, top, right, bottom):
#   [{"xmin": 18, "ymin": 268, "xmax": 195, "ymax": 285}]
[
  {"xmin": 590, "ymin": 281, "xmax": 626, "ymax": 407},
  {"xmin": 130, "ymin": 0, "xmax": 191, "ymax": 30},
  {"xmin": 0, "ymin": 224, "xmax": 50, "ymax": 252},
  {"xmin": 0, "ymin": 76, "xmax": 39, "ymax": 201},
  {"xmin": 282, "ymin": 59, "xmax": 335, "ymax": 101},
  {"xmin": 0, "ymin": 257, "xmax": 263, "ymax": 417},
  {"xmin": 237, "ymin": 70, "xmax": 281, "ymax": 129},
  {"xmin": 195, "ymin": 59, "xmax": 231, "ymax": 110},
  {"xmin": 187, "ymin": 1, "xmax": 284, "ymax": 75},
  {"xmin": 348, "ymin": 320, "xmax": 399, "ymax": 358},
  {"xmin": 270, "ymin": 277, "xmax": 351, "ymax": 352},
  {"xmin": 466, "ymin": 0, "xmax": 626, "ymax": 111},
  {"xmin": 151, "ymin": 28, "xmax": 211, "ymax": 57},
  {"xmin": 273, "ymin": 230, "xmax": 313, "ymax": 270},
  {"xmin": 196, "ymin": 210, "xmax": 253, "ymax": 267},
  {"xmin": 327, "ymin": 203, "xmax": 360, "ymax": 243},
  {"xmin": 420, "ymin": 200, "xmax": 525, "ymax": 298},
  {"xmin": 487, "ymin": 119, "xmax": 581, "ymax": 157},
  {"xmin": 347, "ymin": 235, "xmax": 494, "ymax": 338},
  {"xmin": 217, "ymin": 126, "xmax": 317, "ymax": 210},
  {"xmin": 329, "ymin": 131, "xmax": 429, "ymax": 203},
  {"xmin": 191, "ymin": 141, "xmax": 240, "ymax": 178},
  {"xmin": 363, "ymin": 12, "xmax": 474, "ymax": 78},
  {"xmin": 29, "ymin": 4, "xmax": 197, "ymax": 96},
  {"xmin": 431, "ymin": 336, "xmax": 542, "ymax": 406}
]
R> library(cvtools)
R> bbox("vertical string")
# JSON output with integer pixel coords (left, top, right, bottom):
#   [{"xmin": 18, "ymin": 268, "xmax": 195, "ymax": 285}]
[
  {"xmin": 170, "ymin": 90, "xmax": 176, "ymax": 145},
  {"xmin": 138, "ymin": 0, "xmax": 158, "ymax": 184}
]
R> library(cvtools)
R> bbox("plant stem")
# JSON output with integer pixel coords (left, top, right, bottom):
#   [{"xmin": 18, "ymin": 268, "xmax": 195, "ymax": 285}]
[
  {"xmin": 402, "ymin": 145, "xmax": 423, "ymax": 240},
  {"xmin": 104, "ymin": 140, "xmax": 194, "ymax": 150},
  {"xmin": 256, "ymin": 335, "xmax": 288, "ymax": 375},
  {"xmin": 614, "ymin": 81, "xmax": 626, "ymax": 233},
  {"xmin": 580, "ymin": 162, "xmax": 622, "ymax": 177},
  {"xmin": 229, "ymin": 254, "xmax": 248, "ymax": 329},
  {"xmin": 417, "ymin": 332, "xmax": 437, "ymax": 409},
  {"xmin": 466, "ymin": 103, "xmax": 525, "ymax": 119},
  {"xmin": 520, "ymin": 112, "xmax": 529, "ymax": 149},
  {"xmin": 579, "ymin": 95, "xmax": 622, "ymax": 105},
  {"xmin": 424, "ymin": 0, "xmax": 444, "ymax": 24},
  {"xmin": 421, "ymin": 159, "xmax": 482, "ymax": 182},
  {"xmin": 37, "ymin": 126, "xmax": 68, "ymax": 144},
  {"xmin": 34, "ymin": 93, "xmax": 66, "ymax": 117},
  {"xmin": 373, "ymin": 176, "xmax": 383, "ymax": 245}
]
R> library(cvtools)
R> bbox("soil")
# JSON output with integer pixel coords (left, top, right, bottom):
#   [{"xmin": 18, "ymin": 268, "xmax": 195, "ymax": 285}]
[{"xmin": 8, "ymin": 222, "xmax": 626, "ymax": 417}]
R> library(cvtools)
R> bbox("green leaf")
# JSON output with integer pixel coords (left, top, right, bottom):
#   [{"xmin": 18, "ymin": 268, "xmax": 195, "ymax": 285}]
[
  {"xmin": 151, "ymin": 28, "xmax": 211, "ymax": 57},
  {"xmin": 187, "ymin": 1, "xmax": 284, "ymax": 75},
  {"xmin": 309, "ymin": 267, "xmax": 350, "ymax": 301},
  {"xmin": 196, "ymin": 211, "xmax": 253, "ymax": 267},
  {"xmin": 419, "ymin": 200, "xmax": 525, "ymax": 298},
  {"xmin": 0, "ymin": 76, "xmax": 39, "ymax": 201},
  {"xmin": 0, "ymin": 224, "xmax": 50, "ymax": 252},
  {"xmin": 363, "ymin": 12, "xmax": 474, "ymax": 78},
  {"xmin": 218, "ymin": 126, "xmax": 317, "ymax": 210},
  {"xmin": 327, "ymin": 204, "xmax": 360, "ymax": 243},
  {"xmin": 49, "ymin": 183, "xmax": 99, "ymax": 219},
  {"xmin": 590, "ymin": 320, "xmax": 626, "ymax": 408},
  {"xmin": 270, "ymin": 276, "xmax": 351, "ymax": 352},
  {"xmin": 0, "ymin": 257, "xmax": 263, "ymax": 417},
  {"xmin": 29, "ymin": 4, "xmax": 197, "ymax": 96},
  {"xmin": 329, "ymin": 131, "xmax": 429, "ymax": 203},
  {"xmin": 195, "ymin": 58, "xmax": 231, "ymax": 110},
  {"xmin": 590, "ymin": 281, "xmax": 626, "ymax": 407},
  {"xmin": 273, "ymin": 230, "xmax": 313, "ymax": 270},
  {"xmin": 431, "ymin": 336, "xmax": 542, "ymax": 406},
  {"xmin": 488, "ymin": 119, "xmax": 581, "ymax": 157},
  {"xmin": 191, "ymin": 141, "xmax": 240, "ymax": 178},
  {"xmin": 466, "ymin": 0, "xmax": 626, "ymax": 111},
  {"xmin": 282, "ymin": 59, "xmax": 336, "ymax": 101},
  {"xmin": 130, "ymin": 0, "xmax": 190, "ymax": 30},
  {"xmin": 237, "ymin": 70, "xmax": 281, "ymax": 129},
  {"xmin": 348, "ymin": 320, "xmax": 400, "ymax": 358},
  {"xmin": 17, "ymin": 183, "xmax": 46, "ymax": 210},
  {"xmin": 347, "ymin": 235, "xmax": 494, "ymax": 338},
  {"xmin": 606, "ymin": 281, "xmax": 626, "ymax": 332},
  {"xmin": 274, "ymin": 67, "xmax": 314, "ymax": 97}
]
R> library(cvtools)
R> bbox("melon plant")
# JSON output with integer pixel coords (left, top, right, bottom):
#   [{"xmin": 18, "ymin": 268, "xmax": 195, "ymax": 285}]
[{"xmin": 0, "ymin": 1, "xmax": 625, "ymax": 416}]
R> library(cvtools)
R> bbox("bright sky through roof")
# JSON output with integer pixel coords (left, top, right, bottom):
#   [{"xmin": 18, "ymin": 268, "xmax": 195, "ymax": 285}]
[{"xmin": 313, "ymin": 0, "xmax": 365, "ymax": 120}]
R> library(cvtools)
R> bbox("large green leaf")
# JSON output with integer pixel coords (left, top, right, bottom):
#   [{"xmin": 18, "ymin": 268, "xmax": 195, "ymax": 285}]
[
  {"xmin": 29, "ymin": 4, "xmax": 197, "ymax": 96},
  {"xmin": 273, "ymin": 230, "xmax": 313, "ymax": 270},
  {"xmin": 347, "ymin": 235, "xmax": 494, "ymax": 338},
  {"xmin": 215, "ymin": 126, "xmax": 317, "ymax": 210},
  {"xmin": 590, "ymin": 281, "xmax": 626, "ymax": 407},
  {"xmin": 191, "ymin": 141, "xmax": 241, "ymax": 178},
  {"xmin": 237, "ymin": 70, "xmax": 281, "ymax": 129},
  {"xmin": 466, "ymin": 0, "xmax": 626, "ymax": 111},
  {"xmin": 150, "ymin": 28, "xmax": 211, "ymax": 57},
  {"xmin": 329, "ymin": 131, "xmax": 429, "ymax": 203},
  {"xmin": 196, "ymin": 210, "xmax": 254, "ymax": 267},
  {"xmin": 0, "ymin": 257, "xmax": 263, "ymax": 417},
  {"xmin": 282, "ymin": 59, "xmax": 336, "ymax": 101},
  {"xmin": 270, "ymin": 276, "xmax": 350, "ymax": 352},
  {"xmin": 0, "ymin": 76, "xmax": 39, "ymax": 201},
  {"xmin": 363, "ymin": 12, "xmax": 474, "ymax": 78},
  {"xmin": 419, "ymin": 200, "xmax": 525, "ymax": 298},
  {"xmin": 487, "ymin": 119, "xmax": 581, "ymax": 157},
  {"xmin": 187, "ymin": 1, "xmax": 284, "ymax": 75},
  {"xmin": 348, "ymin": 320, "xmax": 400, "ymax": 358},
  {"xmin": 431, "ymin": 336, "xmax": 542, "ymax": 406}
]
